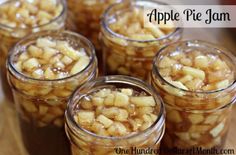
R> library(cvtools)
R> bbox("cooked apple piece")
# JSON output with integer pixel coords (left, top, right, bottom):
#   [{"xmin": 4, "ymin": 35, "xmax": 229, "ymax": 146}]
[
  {"xmin": 75, "ymin": 111, "xmax": 95, "ymax": 126},
  {"xmin": 102, "ymin": 107, "xmax": 120, "ymax": 119},
  {"xmin": 130, "ymin": 96, "xmax": 155, "ymax": 107},
  {"xmin": 107, "ymin": 122, "xmax": 127, "ymax": 136},
  {"xmin": 215, "ymin": 80, "xmax": 229, "ymax": 89},
  {"xmin": 182, "ymin": 66, "xmax": 205, "ymax": 80},
  {"xmin": 70, "ymin": 56, "xmax": 90, "ymax": 75},
  {"xmin": 194, "ymin": 55, "xmax": 208, "ymax": 68},
  {"xmin": 175, "ymin": 132, "xmax": 190, "ymax": 141},
  {"xmin": 92, "ymin": 97, "xmax": 104, "ymax": 106},
  {"xmin": 159, "ymin": 56, "xmax": 176, "ymax": 68},
  {"xmin": 188, "ymin": 114, "xmax": 204, "ymax": 124},
  {"xmin": 114, "ymin": 92, "xmax": 129, "ymax": 107},
  {"xmin": 104, "ymin": 94, "xmax": 115, "ymax": 106},
  {"xmin": 114, "ymin": 109, "xmax": 128, "ymax": 122},
  {"xmin": 210, "ymin": 122, "xmax": 224, "ymax": 137},
  {"xmin": 121, "ymin": 89, "xmax": 133, "ymax": 96},
  {"xmin": 167, "ymin": 110, "xmax": 182, "ymax": 123},
  {"xmin": 97, "ymin": 115, "xmax": 113, "ymax": 128}
]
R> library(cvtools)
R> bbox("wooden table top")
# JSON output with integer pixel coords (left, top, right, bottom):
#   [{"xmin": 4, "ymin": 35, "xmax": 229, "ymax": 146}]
[{"xmin": 0, "ymin": 28, "xmax": 236, "ymax": 155}]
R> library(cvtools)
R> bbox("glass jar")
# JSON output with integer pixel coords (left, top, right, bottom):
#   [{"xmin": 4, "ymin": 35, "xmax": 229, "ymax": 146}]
[
  {"xmin": 0, "ymin": 100, "xmax": 3, "ymax": 136},
  {"xmin": 100, "ymin": 0, "xmax": 182, "ymax": 81},
  {"xmin": 67, "ymin": 0, "xmax": 128, "ymax": 50},
  {"xmin": 151, "ymin": 40, "xmax": 236, "ymax": 154},
  {"xmin": 67, "ymin": 0, "xmax": 130, "ymax": 74},
  {"xmin": 65, "ymin": 75, "xmax": 165, "ymax": 155},
  {"xmin": 0, "ymin": 0, "xmax": 67, "ymax": 102},
  {"xmin": 7, "ymin": 31, "xmax": 98, "ymax": 155}
]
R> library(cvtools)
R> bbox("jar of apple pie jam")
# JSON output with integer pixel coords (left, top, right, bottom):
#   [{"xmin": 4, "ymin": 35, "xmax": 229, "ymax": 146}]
[
  {"xmin": 65, "ymin": 75, "xmax": 165, "ymax": 155},
  {"xmin": 7, "ymin": 30, "xmax": 98, "ymax": 155},
  {"xmin": 151, "ymin": 40, "xmax": 236, "ymax": 154},
  {"xmin": 67, "ymin": 0, "xmax": 130, "ymax": 50},
  {"xmin": 100, "ymin": 0, "xmax": 182, "ymax": 81},
  {"xmin": 67, "ymin": 0, "xmax": 130, "ymax": 74},
  {"xmin": 0, "ymin": 0, "xmax": 66, "ymax": 101}
]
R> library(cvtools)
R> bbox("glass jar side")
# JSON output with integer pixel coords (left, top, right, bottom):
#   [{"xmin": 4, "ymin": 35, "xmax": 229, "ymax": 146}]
[
  {"xmin": 100, "ymin": 0, "xmax": 182, "ymax": 81},
  {"xmin": 7, "ymin": 30, "xmax": 98, "ymax": 155},
  {"xmin": 65, "ymin": 75, "xmax": 165, "ymax": 155},
  {"xmin": 151, "ymin": 40, "xmax": 236, "ymax": 151}
]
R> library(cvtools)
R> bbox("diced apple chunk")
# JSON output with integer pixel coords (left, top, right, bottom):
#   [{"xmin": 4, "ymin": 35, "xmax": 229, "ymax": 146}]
[
  {"xmin": 94, "ymin": 89, "xmax": 111, "ymax": 98},
  {"xmin": 210, "ymin": 123, "xmax": 224, "ymax": 137},
  {"xmin": 22, "ymin": 58, "xmax": 40, "ymax": 71},
  {"xmin": 146, "ymin": 23, "xmax": 165, "ymax": 38},
  {"xmin": 42, "ymin": 47, "xmax": 58, "ymax": 60},
  {"xmin": 28, "ymin": 45, "xmax": 42, "ymax": 57},
  {"xmin": 75, "ymin": 111, "xmax": 95, "ymax": 126},
  {"xmin": 130, "ymin": 96, "xmax": 155, "ymax": 107},
  {"xmin": 185, "ymin": 78, "xmax": 203, "ymax": 90},
  {"xmin": 22, "ymin": 101, "xmax": 38, "ymax": 113},
  {"xmin": 159, "ymin": 56, "xmax": 176, "ymax": 68},
  {"xmin": 44, "ymin": 67, "xmax": 55, "ymax": 79},
  {"xmin": 70, "ymin": 56, "xmax": 90, "ymax": 75},
  {"xmin": 137, "ymin": 107, "xmax": 154, "ymax": 115},
  {"xmin": 39, "ymin": 105, "xmax": 48, "ymax": 115},
  {"xmin": 104, "ymin": 94, "xmax": 115, "ymax": 106},
  {"xmin": 91, "ymin": 121, "xmax": 104, "ymax": 133},
  {"xmin": 182, "ymin": 66, "xmax": 205, "ymax": 80},
  {"xmin": 204, "ymin": 115, "xmax": 218, "ymax": 124},
  {"xmin": 80, "ymin": 100, "xmax": 93, "ymax": 110},
  {"xmin": 114, "ymin": 92, "xmax": 129, "ymax": 107},
  {"xmin": 121, "ymin": 89, "xmax": 133, "ymax": 96},
  {"xmin": 37, "ymin": 38, "xmax": 56, "ymax": 48},
  {"xmin": 108, "ymin": 122, "xmax": 127, "ymax": 136},
  {"xmin": 188, "ymin": 114, "xmax": 204, "ymax": 124},
  {"xmin": 56, "ymin": 41, "xmax": 80, "ymax": 60},
  {"xmin": 61, "ymin": 56, "xmax": 73, "ymax": 65},
  {"xmin": 194, "ymin": 55, "xmax": 208, "ymax": 68},
  {"xmin": 175, "ymin": 132, "xmax": 190, "ymax": 141},
  {"xmin": 215, "ymin": 80, "xmax": 229, "ymax": 89},
  {"xmin": 92, "ymin": 97, "xmax": 104, "ymax": 106},
  {"xmin": 97, "ymin": 115, "xmax": 113, "ymax": 128},
  {"xmin": 102, "ymin": 107, "xmax": 120, "ymax": 119},
  {"xmin": 189, "ymin": 125, "xmax": 210, "ymax": 133},
  {"xmin": 115, "ymin": 109, "xmax": 128, "ymax": 122},
  {"xmin": 167, "ymin": 110, "xmax": 182, "ymax": 123},
  {"xmin": 164, "ymin": 77, "xmax": 188, "ymax": 90},
  {"xmin": 32, "ymin": 69, "xmax": 44, "ymax": 79},
  {"xmin": 191, "ymin": 133, "xmax": 201, "ymax": 139},
  {"xmin": 212, "ymin": 59, "xmax": 229, "ymax": 70},
  {"xmin": 178, "ymin": 75, "xmax": 193, "ymax": 84}
]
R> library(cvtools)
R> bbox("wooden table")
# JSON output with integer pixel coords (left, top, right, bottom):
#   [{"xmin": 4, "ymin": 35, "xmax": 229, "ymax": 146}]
[{"xmin": 0, "ymin": 28, "xmax": 235, "ymax": 155}]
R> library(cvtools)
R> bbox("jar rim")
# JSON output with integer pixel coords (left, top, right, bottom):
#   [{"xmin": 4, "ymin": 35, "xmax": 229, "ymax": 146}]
[
  {"xmin": 66, "ymin": 75, "xmax": 165, "ymax": 142},
  {"xmin": 101, "ymin": 0, "xmax": 182, "ymax": 43},
  {"xmin": 7, "ymin": 30, "xmax": 97, "ymax": 83},
  {"xmin": 0, "ymin": 0, "xmax": 67, "ymax": 31},
  {"xmin": 152, "ymin": 40, "xmax": 236, "ymax": 95}
]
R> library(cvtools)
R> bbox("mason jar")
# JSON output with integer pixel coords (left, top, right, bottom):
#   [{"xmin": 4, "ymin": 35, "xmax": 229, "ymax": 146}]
[
  {"xmin": 151, "ymin": 40, "xmax": 236, "ymax": 154},
  {"xmin": 7, "ymin": 30, "xmax": 98, "ymax": 155},
  {"xmin": 67, "ymin": 0, "xmax": 129, "ymax": 49},
  {"xmin": 65, "ymin": 75, "xmax": 165, "ymax": 155},
  {"xmin": 0, "ymin": 0, "xmax": 67, "ymax": 101},
  {"xmin": 100, "ymin": 0, "xmax": 182, "ymax": 81},
  {"xmin": 67, "ymin": 0, "xmax": 130, "ymax": 74}
]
